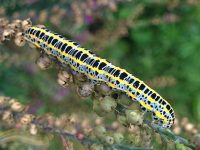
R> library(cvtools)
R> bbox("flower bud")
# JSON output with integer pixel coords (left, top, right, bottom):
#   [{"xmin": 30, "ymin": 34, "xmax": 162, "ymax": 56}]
[
  {"xmin": 57, "ymin": 78, "xmax": 67, "ymax": 87},
  {"xmin": 99, "ymin": 97, "xmax": 117, "ymax": 112},
  {"xmin": 113, "ymin": 133, "xmax": 124, "ymax": 144},
  {"xmin": 94, "ymin": 126, "xmax": 106, "ymax": 136},
  {"xmin": 125, "ymin": 110, "xmax": 143, "ymax": 125},
  {"xmin": 105, "ymin": 135, "xmax": 114, "ymax": 145},
  {"xmin": 117, "ymin": 114, "xmax": 128, "ymax": 125},
  {"xmin": 3, "ymin": 29, "xmax": 14, "ymax": 40},
  {"xmin": 57, "ymin": 70, "xmax": 72, "ymax": 87},
  {"xmin": 100, "ymin": 97, "xmax": 117, "ymax": 112},
  {"xmin": 10, "ymin": 101, "xmax": 24, "ymax": 112},
  {"xmin": 58, "ymin": 70, "xmax": 71, "ymax": 81},
  {"xmin": 93, "ymin": 100, "xmax": 107, "ymax": 116}
]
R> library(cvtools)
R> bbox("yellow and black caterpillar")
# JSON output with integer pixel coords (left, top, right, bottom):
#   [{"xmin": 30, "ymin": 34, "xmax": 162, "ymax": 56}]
[{"xmin": 23, "ymin": 26, "xmax": 175, "ymax": 128}]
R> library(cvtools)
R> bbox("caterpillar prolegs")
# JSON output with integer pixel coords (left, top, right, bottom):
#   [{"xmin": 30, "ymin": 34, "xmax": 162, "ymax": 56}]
[{"xmin": 23, "ymin": 26, "xmax": 175, "ymax": 128}]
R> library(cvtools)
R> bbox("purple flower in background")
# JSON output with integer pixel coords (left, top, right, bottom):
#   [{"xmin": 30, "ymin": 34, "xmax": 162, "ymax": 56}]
[
  {"xmin": 76, "ymin": 31, "xmax": 91, "ymax": 44},
  {"xmin": 53, "ymin": 87, "xmax": 69, "ymax": 102},
  {"xmin": 27, "ymin": 99, "xmax": 43, "ymax": 114},
  {"xmin": 84, "ymin": 15, "xmax": 94, "ymax": 24}
]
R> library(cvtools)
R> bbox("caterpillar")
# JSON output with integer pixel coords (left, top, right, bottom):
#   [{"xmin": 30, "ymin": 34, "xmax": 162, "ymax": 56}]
[{"xmin": 23, "ymin": 26, "xmax": 175, "ymax": 128}]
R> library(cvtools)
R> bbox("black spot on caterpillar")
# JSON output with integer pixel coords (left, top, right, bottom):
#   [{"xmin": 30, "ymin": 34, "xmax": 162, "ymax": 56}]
[{"xmin": 23, "ymin": 26, "xmax": 175, "ymax": 128}]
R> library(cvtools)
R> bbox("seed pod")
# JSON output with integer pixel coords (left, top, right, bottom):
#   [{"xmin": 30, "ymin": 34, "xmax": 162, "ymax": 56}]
[
  {"xmin": 2, "ymin": 111, "xmax": 12, "ymax": 122},
  {"xmin": 94, "ymin": 126, "xmax": 106, "ymax": 139},
  {"xmin": 77, "ymin": 82, "xmax": 94, "ymax": 98},
  {"xmin": 10, "ymin": 101, "xmax": 24, "ymax": 112},
  {"xmin": 58, "ymin": 70, "xmax": 71, "ymax": 82},
  {"xmin": 99, "ymin": 97, "xmax": 117, "ymax": 112},
  {"xmin": 20, "ymin": 114, "xmax": 34, "ymax": 125},
  {"xmin": 125, "ymin": 110, "xmax": 143, "ymax": 125},
  {"xmin": 12, "ymin": 19, "xmax": 22, "ymax": 30},
  {"xmin": 93, "ymin": 100, "xmax": 107, "ymax": 117},
  {"xmin": 94, "ymin": 126, "xmax": 106, "ymax": 135},
  {"xmin": 113, "ymin": 133, "xmax": 124, "ymax": 144},
  {"xmin": 95, "ymin": 83, "xmax": 111, "ymax": 95},
  {"xmin": 57, "ymin": 78, "xmax": 67, "ymax": 87},
  {"xmin": 9, "ymin": 98, "xmax": 16, "ymax": 104},
  {"xmin": 105, "ymin": 135, "xmax": 114, "ymax": 145},
  {"xmin": 0, "ymin": 96, "xmax": 6, "ymax": 105},
  {"xmin": 36, "ymin": 55, "xmax": 52, "ymax": 70},
  {"xmin": 15, "ymin": 32, "xmax": 26, "ymax": 47},
  {"xmin": 30, "ymin": 124, "xmax": 37, "ymax": 135},
  {"xmin": 3, "ymin": 29, "xmax": 14, "ymax": 40},
  {"xmin": 21, "ymin": 18, "xmax": 32, "ymax": 30},
  {"xmin": 89, "ymin": 144, "xmax": 104, "ymax": 150},
  {"xmin": 57, "ymin": 70, "xmax": 72, "ymax": 88},
  {"xmin": 117, "ymin": 114, "xmax": 128, "ymax": 125}
]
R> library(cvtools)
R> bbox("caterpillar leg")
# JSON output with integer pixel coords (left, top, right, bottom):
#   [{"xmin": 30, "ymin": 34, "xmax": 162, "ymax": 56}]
[
  {"xmin": 152, "ymin": 112, "xmax": 159, "ymax": 122},
  {"xmin": 140, "ymin": 104, "xmax": 148, "ymax": 112},
  {"xmin": 152, "ymin": 112, "xmax": 171, "ymax": 128},
  {"xmin": 88, "ymin": 78, "xmax": 101, "ymax": 85}
]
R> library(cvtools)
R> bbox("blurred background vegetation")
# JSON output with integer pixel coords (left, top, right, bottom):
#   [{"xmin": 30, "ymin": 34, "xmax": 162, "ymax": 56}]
[{"xmin": 0, "ymin": 0, "xmax": 200, "ymax": 149}]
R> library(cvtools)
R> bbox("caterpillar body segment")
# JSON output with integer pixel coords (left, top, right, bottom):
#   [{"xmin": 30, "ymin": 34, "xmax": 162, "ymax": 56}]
[{"xmin": 23, "ymin": 26, "xmax": 175, "ymax": 128}]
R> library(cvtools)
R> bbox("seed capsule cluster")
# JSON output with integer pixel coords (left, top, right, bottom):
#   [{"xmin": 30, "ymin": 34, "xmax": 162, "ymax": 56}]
[{"xmin": 0, "ymin": 18, "xmax": 31, "ymax": 45}]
